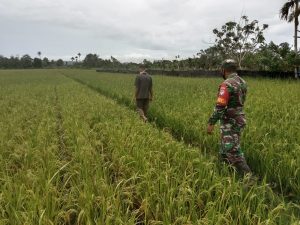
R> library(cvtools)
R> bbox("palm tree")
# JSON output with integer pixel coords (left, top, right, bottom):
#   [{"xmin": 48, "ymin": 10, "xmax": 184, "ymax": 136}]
[
  {"xmin": 37, "ymin": 51, "xmax": 42, "ymax": 59},
  {"xmin": 280, "ymin": 0, "xmax": 300, "ymax": 78},
  {"xmin": 77, "ymin": 53, "xmax": 81, "ymax": 62},
  {"xmin": 71, "ymin": 57, "xmax": 75, "ymax": 62},
  {"xmin": 175, "ymin": 55, "xmax": 180, "ymax": 70}
]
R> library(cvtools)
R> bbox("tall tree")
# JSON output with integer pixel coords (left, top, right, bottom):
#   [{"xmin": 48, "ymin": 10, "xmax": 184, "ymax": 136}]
[
  {"xmin": 56, "ymin": 59, "xmax": 64, "ymax": 67},
  {"xmin": 175, "ymin": 55, "xmax": 180, "ymax": 70},
  {"xmin": 83, "ymin": 54, "xmax": 99, "ymax": 67},
  {"xmin": 196, "ymin": 46, "xmax": 223, "ymax": 70},
  {"xmin": 280, "ymin": 0, "xmax": 300, "ymax": 78},
  {"xmin": 33, "ymin": 58, "xmax": 42, "ymax": 68},
  {"xmin": 42, "ymin": 57, "xmax": 49, "ymax": 67},
  {"xmin": 142, "ymin": 59, "xmax": 152, "ymax": 69},
  {"xmin": 77, "ymin": 53, "xmax": 81, "ymax": 61},
  {"xmin": 213, "ymin": 16, "xmax": 268, "ymax": 68},
  {"xmin": 21, "ymin": 54, "xmax": 33, "ymax": 68}
]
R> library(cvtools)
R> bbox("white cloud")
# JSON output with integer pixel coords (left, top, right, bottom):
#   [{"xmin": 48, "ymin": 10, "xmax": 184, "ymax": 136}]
[{"xmin": 0, "ymin": 0, "xmax": 294, "ymax": 61}]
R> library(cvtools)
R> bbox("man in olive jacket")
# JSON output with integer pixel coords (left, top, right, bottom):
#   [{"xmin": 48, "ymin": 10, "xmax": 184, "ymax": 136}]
[{"xmin": 134, "ymin": 65, "xmax": 153, "ymax": 122}]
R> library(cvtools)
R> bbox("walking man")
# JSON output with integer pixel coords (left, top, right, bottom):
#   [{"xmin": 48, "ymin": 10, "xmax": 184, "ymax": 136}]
[
  {"xmin": 134, "ymin": 64, "xmax": 153, "ymax": 122},
  {"xmin": 207, "ymin": 59, "xmax": 252, "ymax": 176}
]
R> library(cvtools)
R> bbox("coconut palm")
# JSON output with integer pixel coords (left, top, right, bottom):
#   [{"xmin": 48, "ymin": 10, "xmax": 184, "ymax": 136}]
[
  {"xmin": 280, "ymin": 0, "xmax": 300, "ymax": 78},
  {"xmin": 77, "ymin": 53, "xmax": 81, "ymax": 62},
  {"xmin": 175, "ymin": 55, "xmax": 180, "ymax": 70}
]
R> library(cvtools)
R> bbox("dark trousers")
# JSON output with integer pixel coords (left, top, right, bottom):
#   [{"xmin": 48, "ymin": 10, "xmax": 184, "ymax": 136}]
[{"xmin": 136, "ymin": 99, "xmax": 150, "ymax": 120}]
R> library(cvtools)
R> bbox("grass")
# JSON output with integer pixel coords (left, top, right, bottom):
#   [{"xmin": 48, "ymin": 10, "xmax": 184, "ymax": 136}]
[
  {"xmin": 0, "ymin": 69, "xmax": 299, "ymax": 224},
  {"xmin": 62, "ymin": 70, "xmax": 300, "ymax": 199}
]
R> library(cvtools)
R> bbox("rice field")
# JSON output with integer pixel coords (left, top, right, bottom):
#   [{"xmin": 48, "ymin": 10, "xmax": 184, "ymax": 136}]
[{"xmin": 0, "ymin": 69, "xmax": 299, "ymax": 224}]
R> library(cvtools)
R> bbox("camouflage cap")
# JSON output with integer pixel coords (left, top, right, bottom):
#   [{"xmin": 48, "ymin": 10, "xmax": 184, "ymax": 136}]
[{"xmin": 221, "ymin": 59, "xmax": 237, "ymax": 70}]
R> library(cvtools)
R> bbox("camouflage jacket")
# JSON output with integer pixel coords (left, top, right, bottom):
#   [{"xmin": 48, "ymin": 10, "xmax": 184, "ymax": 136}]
[{"xmin": 208, "ymin": 73, "xmax": 247, "ymax": 129}]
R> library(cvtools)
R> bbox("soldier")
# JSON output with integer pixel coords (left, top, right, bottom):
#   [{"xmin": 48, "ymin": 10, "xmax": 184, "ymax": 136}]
[
  {"xmin": 134, "ymin": 64, "xmax": 153, "ymax": 122},
  {"xmin": 207, "ymin": 59, "xmax": 252, "ymax": 176}
]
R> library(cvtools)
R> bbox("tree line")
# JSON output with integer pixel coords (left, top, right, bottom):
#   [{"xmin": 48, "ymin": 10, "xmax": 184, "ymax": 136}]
[
  {"xmin": 1, "ymin": 40, "xmax": 298, "ymax": 71},
  {"xmin": 0, "ymin": 54, "xmax": 65, "ymax": 69},
  {"xmin": 1, "ymin": 39, "xmax": 297, "ymax": 71},
  {"xmin": 80, "ymin": 41, "xmax": 298, "ymax": 72}
]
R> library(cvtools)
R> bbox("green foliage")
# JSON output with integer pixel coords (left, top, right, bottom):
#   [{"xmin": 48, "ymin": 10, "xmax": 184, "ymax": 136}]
[
  {"xmin": 20, "ymin": 54, "xmax": 33, "ymax": 68},
  {"xmin": 280, "ymin": 0, "xmax": 299, "ymax": 23},
  {"xmin": 197, "ymin": 46, "xmax": 223, "ymax": 70},
  {"xmin": 0, "ymin": 69, "xmax": 299, "ymax": 224},
  {"xmin": 33, "ymin": 57, "xmax": 43, "ymax": 68},
  {"xmin": 42, "ymin": 57, "xmax": 50, "ymax": 67},
  {"xmin": 83, "ymin": 53, "xmax": 99, "ymax": 67},
  {"xmin": 213, "ymin": 15, "xmax": 268, "ymax": 68},
  {"xmin": 0, "ymin": 55, "xmax": 64, "ymax": 69},
  {"xmin": 67, "ymin": 70, "xmax": 300, "ymax": 199},
  {"xmin": 56, "ymin": 59, "xmax": 64, "ymax": 67},
  {"xmin": 242, "ymin": 42, "xmax": 297, "ymax": 71}
]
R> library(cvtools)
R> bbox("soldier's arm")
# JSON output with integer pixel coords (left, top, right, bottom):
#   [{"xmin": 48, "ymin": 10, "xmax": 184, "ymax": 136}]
[{"xmin": 208, "ymin": 83, "xmax": 229, "ymax": 125}]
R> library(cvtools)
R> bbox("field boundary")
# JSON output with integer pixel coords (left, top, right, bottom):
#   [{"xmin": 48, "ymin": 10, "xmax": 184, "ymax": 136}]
[{"xmin": 95, "ymin": 68, "xmax": 297, "ymax": 79}]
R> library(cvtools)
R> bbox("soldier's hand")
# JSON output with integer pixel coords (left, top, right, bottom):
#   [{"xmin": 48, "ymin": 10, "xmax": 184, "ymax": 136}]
[{"xmin": 207, "ymin": 124, "xmax": 214, "ymax": 135}]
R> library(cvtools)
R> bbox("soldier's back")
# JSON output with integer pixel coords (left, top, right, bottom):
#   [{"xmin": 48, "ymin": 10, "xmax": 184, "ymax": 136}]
[{"xmin": 224, "ymin": 74, "xmax": 247, "ymax": 108}]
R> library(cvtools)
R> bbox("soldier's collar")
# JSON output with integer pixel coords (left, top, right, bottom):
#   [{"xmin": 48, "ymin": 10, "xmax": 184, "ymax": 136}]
[{"xmin": 227, "ymin": 73, "xmax": 238, "ymax": 79}]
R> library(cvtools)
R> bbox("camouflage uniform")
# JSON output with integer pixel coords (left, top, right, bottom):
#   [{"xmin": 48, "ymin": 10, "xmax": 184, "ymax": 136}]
[{"xmin": 208, "ymin": 72, "xmax": 251, "ymax": 175}]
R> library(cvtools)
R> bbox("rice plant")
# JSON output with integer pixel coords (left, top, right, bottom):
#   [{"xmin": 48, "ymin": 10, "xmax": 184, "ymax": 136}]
[
  {"xmin": 0, "ymin": 69, "xmax": 299, "ymax": 224},
  {"xmin": 64, "ymin": 70, "xmax": 300, "ymax": 199}
]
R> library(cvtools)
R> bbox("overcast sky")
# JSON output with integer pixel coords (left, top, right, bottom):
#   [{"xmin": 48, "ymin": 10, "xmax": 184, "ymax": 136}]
[{"xmin": 0, "ymin": 0, "xmax": 293, "ymax": 62}]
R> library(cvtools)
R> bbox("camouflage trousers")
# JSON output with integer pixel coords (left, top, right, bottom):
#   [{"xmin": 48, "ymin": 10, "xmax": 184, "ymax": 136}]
[{"xmin": 220, "ymin": 123, "xmax": 251, "ymax": 175}]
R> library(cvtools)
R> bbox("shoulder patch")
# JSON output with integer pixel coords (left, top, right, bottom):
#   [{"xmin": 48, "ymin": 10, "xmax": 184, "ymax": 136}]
[{"xmin": 216, "ymin": 83, "xmax": 229, "ymax": 106}]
